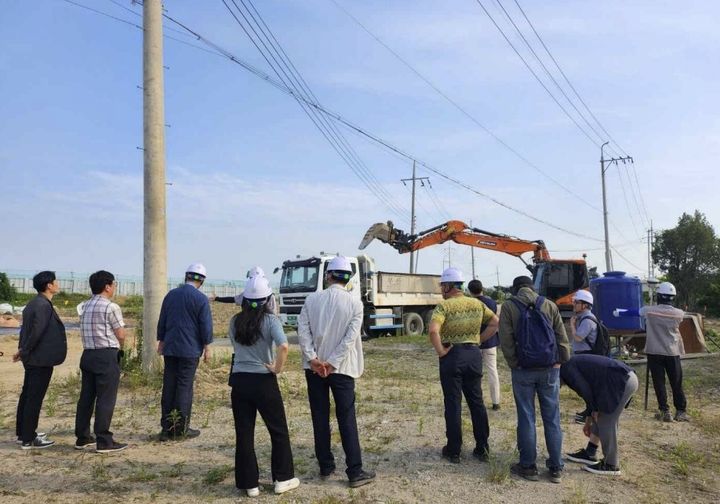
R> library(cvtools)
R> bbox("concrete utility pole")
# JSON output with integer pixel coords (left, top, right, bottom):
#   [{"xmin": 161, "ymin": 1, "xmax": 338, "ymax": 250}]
[
  {"xmin": 400, "ymin": 161, "xmax": 429, "ymax": 274},
  {"xmin": 647, "ymin": 220, "xmax": 655, "ymax": 279},
  {"xmin": 142, "ymin": 0, "xmax": 167, "ymax": 373},
  {"xmin": 600, "ymin": 142, "xmax": 634, "ymax": 273}
]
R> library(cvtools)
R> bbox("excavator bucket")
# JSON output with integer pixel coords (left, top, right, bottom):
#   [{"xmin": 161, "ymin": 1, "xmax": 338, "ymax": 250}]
[{"xmin": 359, "ymin": 222, "xmax": 395, "ymax": 250}]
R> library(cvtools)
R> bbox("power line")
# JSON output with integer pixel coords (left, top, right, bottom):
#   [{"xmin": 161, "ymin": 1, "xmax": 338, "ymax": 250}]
[
  {"xmin": 220, "ymin": 0, "xmax": 408, "ymax": 220},
  {"xmin": 492, "ymin": 0, "xmax": 609, "ymax": 147},
  {"xmin": 329, "ymin": 0, "xmax": 602, "ymax": 213},
  {"xmin": 61, "ymin": 0, "xmax": 603, "ymax": 243},
  {"xmin": 474, "ymin": 0, "xmax": 602, "ymax": 148}
]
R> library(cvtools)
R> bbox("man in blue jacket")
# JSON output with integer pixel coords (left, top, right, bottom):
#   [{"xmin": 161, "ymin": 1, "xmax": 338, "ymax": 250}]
[
  {"xmin": 562, "ymin": 354, "xmax": 638, "ymax": 476},
  {"xmin": 157, "ymin": 263, "xmax": 213, "ymax": 440},
  {"xmin": 14, "ymin": 271, "xmax": 67, "ymax": 449}
]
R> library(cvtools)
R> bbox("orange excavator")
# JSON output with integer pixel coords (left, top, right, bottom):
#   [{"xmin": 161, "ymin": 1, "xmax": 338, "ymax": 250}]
[{"xmin": 359, "ymin": 220, "xmax": 589, "ymax": 314}]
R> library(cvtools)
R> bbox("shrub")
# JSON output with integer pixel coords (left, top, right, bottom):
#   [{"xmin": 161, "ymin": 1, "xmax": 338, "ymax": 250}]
[{"xmin": 0, "ymin": 272, "xmax": 17, "ymax": 302}]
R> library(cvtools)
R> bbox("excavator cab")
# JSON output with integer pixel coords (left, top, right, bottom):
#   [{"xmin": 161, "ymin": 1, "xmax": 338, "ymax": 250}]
[{"xmin": 532, "ymin": 261, "xmax": 589, "ymax": 314}]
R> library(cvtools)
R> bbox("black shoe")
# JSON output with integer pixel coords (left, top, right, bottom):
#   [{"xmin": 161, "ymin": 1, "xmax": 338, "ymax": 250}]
[
  {"xmin": 21, "ymin": 437, "xmax": 55, "ymax": 450},
  {"xmin": 441, "ymin": 446, "xmax": 460, "ymax": 464},
  {"xmin": 582, "ymin": 461, "xmax": 621, "ymax": 476},
  {"xmin": 158, "ymin": 430, "xmax": 173, "ymax": 442},
  {"xmin": 492, "ymin": 404, "xmax": 501, "ymax": 411},
  {"xmin": 97, "ymin": 442, "xmax": 128, "ymax": 454},
  {"xmin": 548, "ymin": 467, "xmax": 563, "ymax": 484},
  {"xmin": 511, "ymin": 463, "xmax": 539, "ymax": 481},
  {"xmin": 181, "ymin": 427, "xmax": 200, "ymax": 439},
  {"xmin": 319, "ymin": 467, "xmax": 336, "ymax": 479},
  {"xmin": 574, "ymin": 413, "xmax": 588, "ymax": 425},
  {"xmin": 566, "ymin": 448, "xmax": 599, "ymax": 465},
  {"xmin": 74, "ymin": 436, "xmax": 97, "ymax": 450},
  {"xmin": 348, "ymin": 470, "xmax": 376, "ymax": 488},
  {"xmin": 472, "ymin": 447, "xmax": 489, "ymax": 462}
]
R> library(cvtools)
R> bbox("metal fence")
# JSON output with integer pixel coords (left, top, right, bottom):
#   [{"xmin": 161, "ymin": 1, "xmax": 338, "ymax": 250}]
[{"xmin": 4, "ymin": 270, "xmax": 246, "ymax": 297}]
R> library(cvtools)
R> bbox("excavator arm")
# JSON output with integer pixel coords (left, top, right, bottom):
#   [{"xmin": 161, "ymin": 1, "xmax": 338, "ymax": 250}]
[{"xmin": 359, "ymin": 220, "xmax": 551, "ymax": 264}]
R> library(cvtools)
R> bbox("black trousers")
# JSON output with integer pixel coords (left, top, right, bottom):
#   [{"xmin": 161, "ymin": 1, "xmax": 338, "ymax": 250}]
[
  {"xmin": 75, "ymin": 348, "xmax": 120, "ymax": 447},
  {"xmin": 647, "ymin": 354, "xmax": 687, "ymax": 412},
  {"xmin": 230, "ymin": 372, "xmax": 294, "ymax": 489},
  {"xmin": 439, "ymin": 344, "xmax": 490, "ymax": 456},
  {"xmin": 161, "ymin": 356, "xmax": 199, "ymax": 433},
  {"xmin": 573, "ymin": 350, "xmax": 593, "ymax": 416},
  {"xmin": 305, "ymin": 370, "xmax": 363, "ymax": 478},
  {"xmin": 16, "ymin": 364, "xmax": 53, "ymax": 443}
]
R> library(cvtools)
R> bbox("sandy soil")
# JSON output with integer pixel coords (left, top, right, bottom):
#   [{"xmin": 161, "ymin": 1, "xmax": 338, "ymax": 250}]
[{"xmin": 1, "ymin": 322, "xmax": 719, "ymax": 503}]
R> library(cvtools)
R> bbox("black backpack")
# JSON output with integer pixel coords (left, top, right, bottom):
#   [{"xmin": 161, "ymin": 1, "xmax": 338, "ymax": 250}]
[
  {"xmin": 510, "ymin": 296, "xmax": 558, "ymax": 368},
  {"xmin": 578, "ymin": 314, "xmax": 611, "ymax": 356}
]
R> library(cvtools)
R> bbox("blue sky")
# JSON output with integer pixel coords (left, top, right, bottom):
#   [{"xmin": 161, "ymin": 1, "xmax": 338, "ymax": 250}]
[{"xmin": 1, "ymin": 0, "xmax": 718, "ymax": 285}]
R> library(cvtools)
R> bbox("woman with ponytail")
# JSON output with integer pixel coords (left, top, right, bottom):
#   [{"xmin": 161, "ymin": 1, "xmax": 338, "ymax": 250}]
[{"xmin": 228, "ymin": 274, "xmax": 299, "ymax": 497}]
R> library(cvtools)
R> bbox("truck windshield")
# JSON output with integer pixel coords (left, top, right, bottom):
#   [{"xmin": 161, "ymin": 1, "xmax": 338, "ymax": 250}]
[{"xmin": 280, "ymin": 264, "xmax": 320, "ymax": 293}]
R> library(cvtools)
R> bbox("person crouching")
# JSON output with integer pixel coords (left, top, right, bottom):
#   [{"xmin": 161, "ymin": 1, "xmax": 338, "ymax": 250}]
[{"xmin": 561, "ymin": 354, "xmax": 638, "ymax": 476}]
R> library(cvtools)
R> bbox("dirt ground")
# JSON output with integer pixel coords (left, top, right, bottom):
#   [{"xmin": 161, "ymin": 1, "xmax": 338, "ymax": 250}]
[{"xmin": 1, "ymin": 314, "xmax": 719, "ymax": 503}]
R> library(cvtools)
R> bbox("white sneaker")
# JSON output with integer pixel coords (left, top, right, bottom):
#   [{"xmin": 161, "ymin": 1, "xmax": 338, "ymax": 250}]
[
  {"xmin": 274, "ymin": 477, "xmax": 300, "ymax": 494},
  {"xmin": 246, "ymin": 487, "xmax": 260, "ymax": 497}
]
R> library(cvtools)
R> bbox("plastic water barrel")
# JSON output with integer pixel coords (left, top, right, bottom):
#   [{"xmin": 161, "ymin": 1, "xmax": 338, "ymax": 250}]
[{"xmin": 589, "ymin": 271, "xmax": 644, "ymax": 331}]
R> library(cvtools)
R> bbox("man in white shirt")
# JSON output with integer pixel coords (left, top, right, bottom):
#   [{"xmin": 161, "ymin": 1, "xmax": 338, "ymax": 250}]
[{"xmin": 298, "ymin": 256, "xmax": 375, "ymax": 488}]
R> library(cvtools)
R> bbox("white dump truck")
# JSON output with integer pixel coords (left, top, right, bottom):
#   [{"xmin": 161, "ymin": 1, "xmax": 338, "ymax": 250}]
[{"xmin": 276, "ymin": 254, "xmax": 442, "ymax": 337}]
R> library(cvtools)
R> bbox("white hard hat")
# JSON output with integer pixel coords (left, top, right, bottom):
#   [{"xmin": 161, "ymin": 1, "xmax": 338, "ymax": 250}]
[
  {"xmin": 657, "ymin": 282, "xmax": 676, "ymax": 296},
  {"xmin": 186, "ymin": 263, "xmax": 207, "ymax": 278},
  {"xmin": 246, "ymin": 266, "xmax": 265, "ymax": 279},
  {"xmin": 243, "ymin": 275, "xmax": 273, "ymax": 300},
  {"xmin": 573, "ymin": 290, "xmax": 594, "ymax": 305},
  {"xmin": 327, "ymin": 256, "xmax": 352, "ymax": 272},
  {"xmin": 440, "ymin": 267, "xmax": 464, "ymax": 283}
]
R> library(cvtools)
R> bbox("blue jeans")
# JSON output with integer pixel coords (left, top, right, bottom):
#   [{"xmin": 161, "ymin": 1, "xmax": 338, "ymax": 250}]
[{"xmin": 511, "ymin": 367, "xmax": 563, "ymax": 470}]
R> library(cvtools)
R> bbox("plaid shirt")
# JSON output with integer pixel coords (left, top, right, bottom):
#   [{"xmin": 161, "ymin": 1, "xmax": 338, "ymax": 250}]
[{"xmin": 80, "ymin": 295, "xmax": 125, "ymax": 349}]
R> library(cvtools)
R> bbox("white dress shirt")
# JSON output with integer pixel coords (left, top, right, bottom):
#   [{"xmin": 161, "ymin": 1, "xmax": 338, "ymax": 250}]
[{"xmin": 298, "ymin": 284, "xmax": 364, "ymax": 378}]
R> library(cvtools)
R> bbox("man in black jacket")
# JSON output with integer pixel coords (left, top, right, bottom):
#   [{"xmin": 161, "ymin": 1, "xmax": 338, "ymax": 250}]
[
  {"xmin": 561, "ymin": 355, "xmax": 638, "ymax": 476},
  {"xmin": 13, "ymin": 271, "xmax": 67, "ymax": 449}
]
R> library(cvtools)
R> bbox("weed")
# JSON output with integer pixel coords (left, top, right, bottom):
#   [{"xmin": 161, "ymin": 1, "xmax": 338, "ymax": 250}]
[
  {"xmin": 417, "ymin": 416, "xmax": 424, "ymax": 435},
  {"xmin": 667, "ymin": 442, "xmax": 705, "ymax": 477},
  {"xmin": 203, "ymin": 464, "xmax": 233, "ymax": 485},
  {"xmin": 562, "ymin": 482, "xmax": 589, "ymax": 504},
  {"xmin": 92, "ymin": 458, "xmax": 110, "ymax": 482},
  {"xmin": 126, "ymin": 462, "xmax": 158, "ymax": 482},
  {"xmin": 485, "ymin": 450, "xmax": 515, "ymax": 484},
  {"xmin": 45, "ymin": 386, "xmax": 58, "ymax": 417},
  {"xmin": 161, "ymin": 461, "xmax": 186, "ymax": 478}
]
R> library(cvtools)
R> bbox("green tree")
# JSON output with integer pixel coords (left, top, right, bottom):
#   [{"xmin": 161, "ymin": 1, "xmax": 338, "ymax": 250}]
[
  {"xmin": 0, "ymin": 272, "xmax": 17, "ymax": 302},
  {"xmin": 652, "ymin": 210, "xmax": 720, "ymax": 309}
]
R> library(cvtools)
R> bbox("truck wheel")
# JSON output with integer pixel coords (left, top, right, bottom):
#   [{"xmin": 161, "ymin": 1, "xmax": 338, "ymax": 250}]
[
  {"xmin": 423, "ymin": 309, "xmax": 434, "ymax": 330},
  {"xmin": 403, "ymin": 312, "xmax": 424, "ymax": 337}
]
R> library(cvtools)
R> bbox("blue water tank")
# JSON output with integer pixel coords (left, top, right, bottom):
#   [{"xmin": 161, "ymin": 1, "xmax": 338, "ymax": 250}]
[{"xmin": 590, "ymin": 271, "xmax": 644, "ymax": 331}]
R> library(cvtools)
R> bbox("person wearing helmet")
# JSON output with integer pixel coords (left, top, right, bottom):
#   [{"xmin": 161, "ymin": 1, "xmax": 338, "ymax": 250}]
[
  {"xmin": 157, "ymin": 263, "xmax": 213, "ymax": 440},
  {"xmin": 614, "ymin": 281, "xmax": 688, "ymax": 422},
  {"xmin": 429, "ymin": 268, "xmax": 499, "ymax": 464},
  {"xmin": 467, "ymin": 279, "xmax": 501, "ymax": 411},
  {"xmin": 210, "ymin": 266, "xmax": 279, "ymax": 315},
  {"xmin": 228, "ymin": 275, "xmax": 299, "ymax": 497},
  {"xmin": 297, "ymin": 255, "xmax": 375, "ymax": 488},
  {"xmin": 498, "ymin": 276, "xmax": 570, "ymax": 484},
  {"xmin": 569, "ymin": 290, "xmax": 598, "ymax": 424}
]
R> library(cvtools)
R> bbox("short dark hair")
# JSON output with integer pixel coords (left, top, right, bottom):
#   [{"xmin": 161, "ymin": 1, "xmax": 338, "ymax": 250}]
[
  {"xmin": 512, "ymin": 276, "xmax": 534, "ymax": 295},
  {"xmin": 33, "ymin": 271, "xmax": 56, "ymax": 293},
  {"xmin": 89, "ymin": 270, "xmax": 115, "ymax": 295},
  {"xmin": 467, "ymin": 279, "xmax": 483, "ymax": 295}
]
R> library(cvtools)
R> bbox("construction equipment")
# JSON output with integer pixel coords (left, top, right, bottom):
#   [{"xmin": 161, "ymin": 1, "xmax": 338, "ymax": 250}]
[{"xmin": 360, "ymin": 220, "xmax": 589, "ymax": 314}]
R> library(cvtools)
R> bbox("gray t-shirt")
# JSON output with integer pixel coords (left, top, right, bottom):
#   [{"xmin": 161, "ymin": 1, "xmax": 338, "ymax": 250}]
[
  {"xmin": 573, "ymin": 309, "xmax": 597, "ymax": 353},
  {"xmin": 229, "ymin": 313, "xmax": 287, "ymax": 373}
]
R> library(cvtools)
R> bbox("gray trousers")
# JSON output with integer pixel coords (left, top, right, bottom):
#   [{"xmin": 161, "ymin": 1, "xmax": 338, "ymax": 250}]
[{"xmin": 591, "ymin": 372, "xmax": 638, "ymax": 467}]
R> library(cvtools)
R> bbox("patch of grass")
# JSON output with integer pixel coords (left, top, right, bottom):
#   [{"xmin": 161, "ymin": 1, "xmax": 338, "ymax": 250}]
[
  {"xmin": 562, "ymin": 482, "xmax": 589, "ymax": 504},
  {"xmin": 203, "ymin": 464, "xmax": 233, "ymax": 485},
  {"xmin": 92, "ymin": 458, "xmax": 110, "ymax": 482},
  {"xmin": 126, "ymin": 462, "xmax": 158, "ymax": 482},
  {"xmin": 666, "ymin": 442, "xmax": 705, "ymax": 477},
  {"xmin": 45, "ymin": 386, "xmax": 58, "ymax": 417},
  {"xmin": 485, "ymin": 450, "xmax": 515, "ymax": 484},
  {"xmin": 161, "ymin": 462, "xmax": 186, "ymax": 478}
]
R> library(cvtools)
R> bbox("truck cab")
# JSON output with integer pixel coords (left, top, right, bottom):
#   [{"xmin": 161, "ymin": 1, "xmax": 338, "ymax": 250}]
[{"xmin": 277, "ymin": 255, "xmax": 361, "ymax": 327}]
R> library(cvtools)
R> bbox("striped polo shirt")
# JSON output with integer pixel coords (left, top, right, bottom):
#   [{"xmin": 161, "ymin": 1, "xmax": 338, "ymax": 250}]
[{"xmin": 80, "ymin": 295, "xmax": 125, "ymax": 349}]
